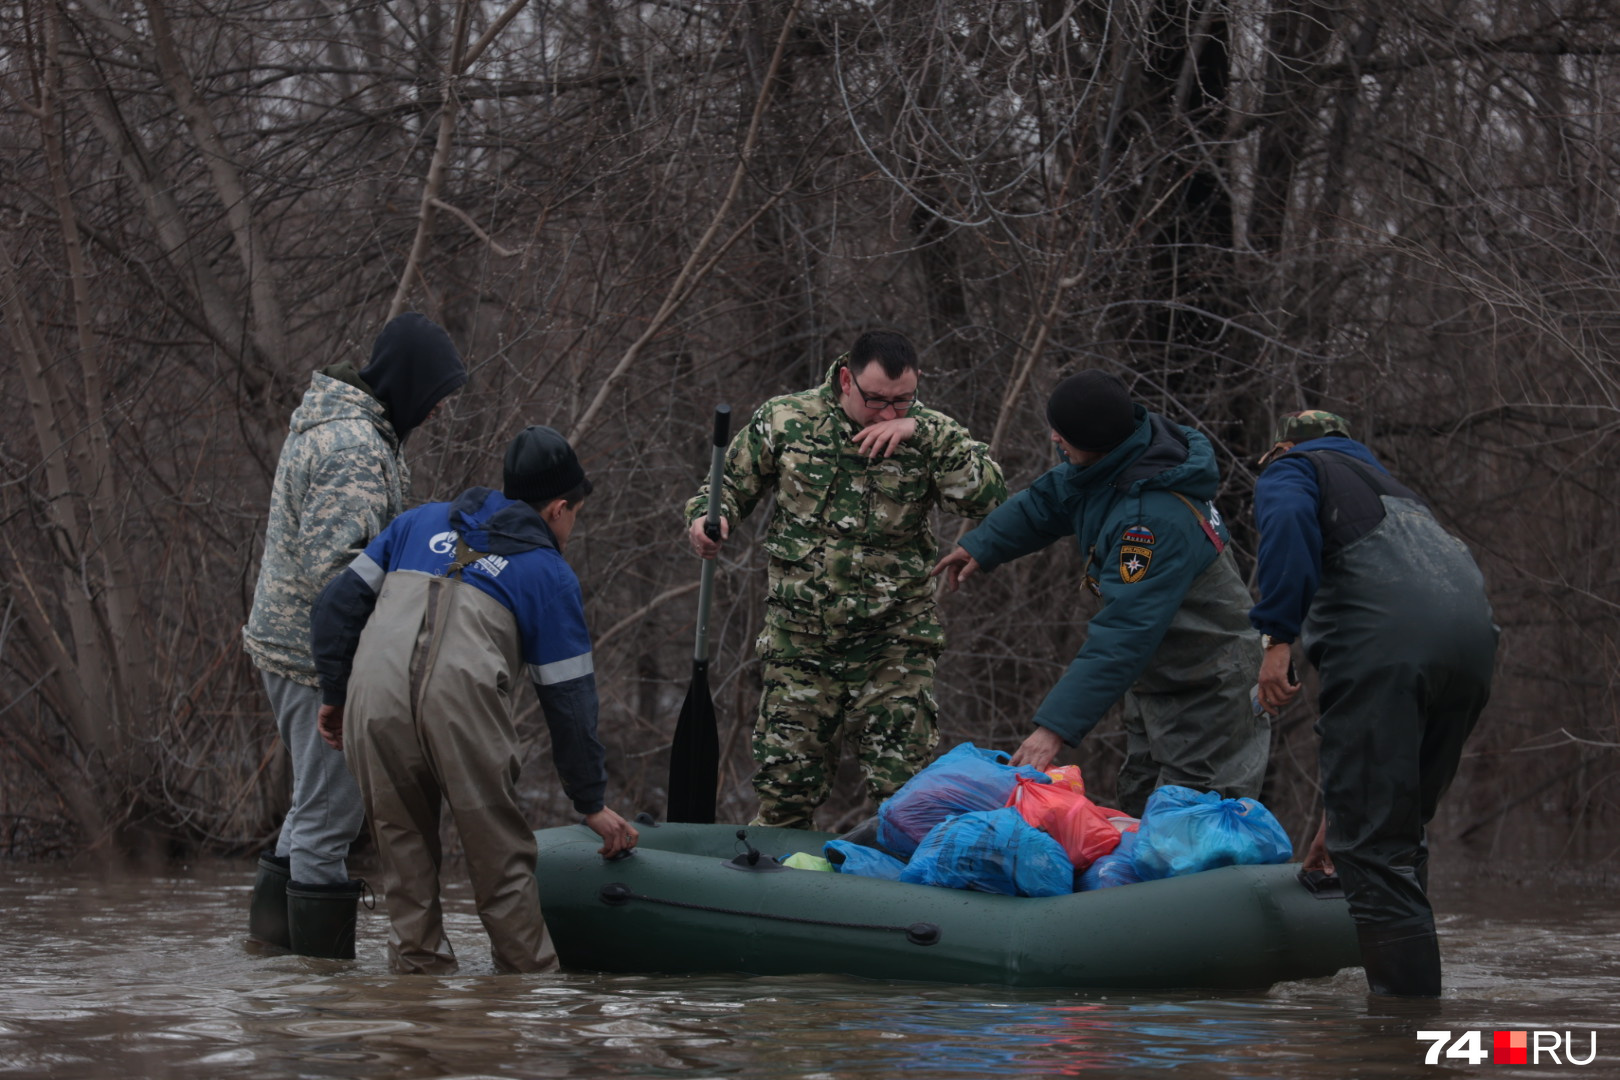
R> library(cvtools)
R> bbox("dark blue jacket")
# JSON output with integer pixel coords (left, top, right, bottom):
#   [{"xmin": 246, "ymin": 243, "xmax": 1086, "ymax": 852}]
[
  {"xmin": 1248, "ymin": 436, "xmax": 1390, "ymax": 643},
  {"xmin": 312, "ymin": 487, "xmax": 606, "ymax": 812},
  {"xmin": 959, "ymin": 408, "xmax": 1233, "ymax": 742}
]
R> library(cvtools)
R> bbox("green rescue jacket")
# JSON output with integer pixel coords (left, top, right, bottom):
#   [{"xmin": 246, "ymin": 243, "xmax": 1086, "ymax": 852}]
[{"xmin": 960, "ymin": 407, "xmax": 1251, "ymax": 741}]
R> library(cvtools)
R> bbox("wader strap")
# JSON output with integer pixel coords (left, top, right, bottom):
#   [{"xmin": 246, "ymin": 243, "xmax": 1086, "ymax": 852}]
[
  {"xmin": 442, "ymin": 537, "xmax": 490, "ymax": 580},
  {"xmin": 1170, "ymin": 492, "xmax": 1225, "ymax": 554},
  {"xmin": 1284, "ymin": 449, "xmax": 1429, "ymax": 554},
  {"xmin": 1308, "ymin": 450, "xmax": 1427, "ymax": 507},
  {"xmin": 414, "ymin": 540, "xmax": 492, "ymax": 716}
]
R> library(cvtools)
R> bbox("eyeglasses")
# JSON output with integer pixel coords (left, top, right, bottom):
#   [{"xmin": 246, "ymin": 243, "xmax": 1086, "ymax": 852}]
[{"xmin": 847, "ymin": 366, "xmax": 920, "ymax": 412}]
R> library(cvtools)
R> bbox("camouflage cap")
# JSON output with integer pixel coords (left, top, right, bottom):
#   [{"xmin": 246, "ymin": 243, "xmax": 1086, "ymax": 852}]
[{"xmin": 1272, "ymin": 409, "xmax": 1351, "ymax": 445}]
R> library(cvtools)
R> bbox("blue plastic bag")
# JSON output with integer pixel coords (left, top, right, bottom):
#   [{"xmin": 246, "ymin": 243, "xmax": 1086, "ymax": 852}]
[
  {"xmin": 1078, "ymin": 829, "xmax": 1142, "ymax": 891},
  {"xmin": 1130, "ymin": 785, "xmax": 1293, "ymax": 881},
  {"xmin": 877, "ymin": 743, "xmax": 1050, "ymax": 857},
  {"xmin": 899, "ymin": 808, "xmax": 1073, "ymax": 897},
  {"xmin": 823, "ymin": 839, "xmax": 907, "ymax": 881}
]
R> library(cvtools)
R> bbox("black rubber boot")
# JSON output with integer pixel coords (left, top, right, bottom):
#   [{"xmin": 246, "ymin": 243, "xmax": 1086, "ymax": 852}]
[
  {"xmin": 1357, "ymin": 922, "xmax": 1442, "ymax": 997},
  {"xmin": 248, "ymin": 852, "xmax": 292, "ymax": 950},
  {"xmin": 286, "ymin": 879, "xmax": 364, "ymax": 960}
]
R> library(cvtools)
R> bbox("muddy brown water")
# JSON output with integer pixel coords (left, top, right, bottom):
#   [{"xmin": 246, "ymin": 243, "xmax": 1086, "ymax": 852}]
[{"xmin": 1, "ymin": 854, "xmax": 1617, "ymax": 1079}]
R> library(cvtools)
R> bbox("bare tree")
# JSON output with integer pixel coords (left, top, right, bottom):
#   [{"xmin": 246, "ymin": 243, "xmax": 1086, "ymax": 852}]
[{"xmin": 0, "ymin": 0, "xmax": 1614, "ymax": 858}]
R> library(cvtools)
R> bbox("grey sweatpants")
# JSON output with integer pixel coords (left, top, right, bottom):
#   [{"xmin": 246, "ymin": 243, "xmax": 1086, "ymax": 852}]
[{"xmin": 263, "ymin": 670, "xmax": 365, "ymax": 884}]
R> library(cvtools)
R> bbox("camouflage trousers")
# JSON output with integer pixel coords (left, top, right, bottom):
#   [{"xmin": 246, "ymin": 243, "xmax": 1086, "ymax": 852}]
[{"xmin": 750, "ymin": 624, "xmax": 941, "ymax": 830}]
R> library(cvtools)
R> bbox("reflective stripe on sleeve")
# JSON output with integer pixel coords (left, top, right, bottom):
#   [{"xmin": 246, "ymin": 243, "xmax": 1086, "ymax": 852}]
[
  {"xmin": 350, "ymin": 552, "xmax": 385, "ymax": 590},
  {"xmin": 529, "ymin": 652, "xmax": 595, "ymax": 686}
]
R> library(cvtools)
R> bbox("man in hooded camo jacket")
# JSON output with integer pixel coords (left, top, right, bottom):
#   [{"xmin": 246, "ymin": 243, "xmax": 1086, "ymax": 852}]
[
  {"xmin": 242, "ymin": 312, "xmax": 467, "ymax": 957},
  {"xmin": 685, "ymin": 330, "xmax": 1006, "ymax": 829}
]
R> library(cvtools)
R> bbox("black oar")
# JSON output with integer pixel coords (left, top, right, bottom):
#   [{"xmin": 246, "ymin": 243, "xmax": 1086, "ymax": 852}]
[{"xmin": 667, "ymin": 404, "xmax": 731, "ymax": 823}]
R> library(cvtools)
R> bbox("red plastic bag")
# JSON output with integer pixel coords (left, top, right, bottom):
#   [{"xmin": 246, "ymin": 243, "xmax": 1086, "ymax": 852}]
[
  {"xmin": 1043, "ymin": 765, "xmax": 1086, "ymax": 793},
  {"xmin": 1006, "ymin": 777, "xmax": 1122, "ymax": 871}
]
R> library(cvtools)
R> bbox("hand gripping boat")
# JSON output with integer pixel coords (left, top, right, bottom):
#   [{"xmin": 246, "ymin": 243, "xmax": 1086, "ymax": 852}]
[{"xmin": 533, "ymin": 821, "xmax": 1361, "ymax": 990}]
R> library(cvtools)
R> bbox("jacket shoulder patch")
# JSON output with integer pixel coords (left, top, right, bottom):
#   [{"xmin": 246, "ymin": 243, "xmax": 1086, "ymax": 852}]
[
  {"xmin": 1122, "ymin": 524, "xmax": 1155, "ymax": 545},
  {"xmin": 1119, "ymin": 544, "xmax": 1153, "ymax": 584}
]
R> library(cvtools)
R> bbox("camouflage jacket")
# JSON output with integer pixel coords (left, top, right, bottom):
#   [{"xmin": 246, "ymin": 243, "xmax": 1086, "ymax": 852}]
[
  {"xmin": 243, "ymin": 371, "xmax": 410, "ymax": 684},
  {"xmin": 685, "ymin": 360, "xmax": 1006, "ymax": 638}
]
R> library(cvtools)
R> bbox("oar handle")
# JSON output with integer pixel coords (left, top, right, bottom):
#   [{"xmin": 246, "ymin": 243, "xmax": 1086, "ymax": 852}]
[
  {"xmin": 703, "ymin": 405, "xmax": 731, "ymax": 538},
  {"xmin": 695, "ymin": 405, "xmax": 731, "ymax": 661}
]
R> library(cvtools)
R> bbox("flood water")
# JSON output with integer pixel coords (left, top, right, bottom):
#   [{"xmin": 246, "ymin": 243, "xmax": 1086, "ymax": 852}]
[{"xmin": 1, "ymin": 853, "xmax": 1616, "ymax": 1079}]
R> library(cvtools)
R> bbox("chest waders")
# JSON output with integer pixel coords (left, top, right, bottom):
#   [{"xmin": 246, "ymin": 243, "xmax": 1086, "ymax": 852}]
[
  {"xmin": 1290, "ymin": 450, "xmax": 1497, "ymax": 996},
  {"xmin": 1109, "ymin": 495, "xmax": 1267, "ymax": 816},
  {"xmin": 344, "ymin": 541, "xmax": 558, "ymax": 975}
]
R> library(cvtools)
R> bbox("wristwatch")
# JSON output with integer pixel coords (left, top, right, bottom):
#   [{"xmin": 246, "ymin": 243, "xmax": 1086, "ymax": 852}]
[{"xmin": 1261, "ymin": 634, "xmax": 1290, "ymax": 650}]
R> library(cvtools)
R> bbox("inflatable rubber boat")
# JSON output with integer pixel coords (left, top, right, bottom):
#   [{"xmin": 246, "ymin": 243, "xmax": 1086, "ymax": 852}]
[{"xmin": 532, "ymin": 821, "xmax": 1361, "ymax": 990}]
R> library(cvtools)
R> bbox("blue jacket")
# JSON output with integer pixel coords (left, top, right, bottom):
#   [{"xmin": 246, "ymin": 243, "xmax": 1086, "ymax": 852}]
[
  {"xmin": 959, "ymin": 408, "xmax": 1233, "ymax": 742},
  {"xmin": 1249, "ymin": 436, "xmax": 1390, "ymax": 643},
  {"xmin": 312, "ymin": 487, "xmax": 606, "ymax": 812}
]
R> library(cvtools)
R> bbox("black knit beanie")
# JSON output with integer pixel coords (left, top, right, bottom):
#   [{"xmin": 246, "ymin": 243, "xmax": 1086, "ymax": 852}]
[
  {"xmin": 1046, "ymin": 371, "xmax": 1136, "ymax": 452},
  {"xmin": 503, "ymin": 426, "xmax": 589, "ymax": 504}
]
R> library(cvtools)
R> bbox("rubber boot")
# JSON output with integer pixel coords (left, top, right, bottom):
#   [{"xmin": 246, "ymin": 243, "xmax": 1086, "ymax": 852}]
[
  {"xmin": 1357, "ymin": 922, "xmax": 1442, "ymax": 997},
  {"xmin": 286, "ymin": 879, "xmax": 364, "ymax": 960},
  {"xmin": 247, "ymin": 852, "xmax": 291, "ymax": 950}
]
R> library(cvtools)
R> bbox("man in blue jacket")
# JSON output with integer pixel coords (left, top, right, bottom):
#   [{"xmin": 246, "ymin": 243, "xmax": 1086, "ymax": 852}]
[
  {"xmin": 311, "ymin": 426, "xmax": 638, "ymax": 974},
  {"xmin": 932, "ymin": 371, "xmax": 1267, "ymax": 816},
  {"xmin": 1250, "ymin": 410, "xmax": 1497, "ymax": 997}
]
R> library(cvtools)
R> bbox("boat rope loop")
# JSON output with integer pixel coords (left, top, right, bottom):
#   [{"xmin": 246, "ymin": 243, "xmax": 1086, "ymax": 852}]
[{"xmin": 597, "ymin": 882, "xmax": 942, "ymax": 946}]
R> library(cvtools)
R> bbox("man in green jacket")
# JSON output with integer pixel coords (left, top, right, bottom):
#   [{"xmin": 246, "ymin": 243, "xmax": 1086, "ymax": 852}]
[
  {"xmin": 686, "ymin": 330, "xmax": 1006, "ymax": 828},
  {"xmin": 933, "ymin": 370, "xmax": 1266, "ymax": 816}
]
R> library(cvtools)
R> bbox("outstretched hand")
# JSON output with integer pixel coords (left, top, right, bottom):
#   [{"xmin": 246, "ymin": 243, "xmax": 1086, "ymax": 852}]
[
  {"xmin": 1009, "ymin": 727, "xmax": 1064, "ymax": 772},
  {"xmin": 585, "ymin": 807, "xmax": 640, "ymax": 858},
  {"xmin": 851, "ymin": 417, "xmax": 916, "ymax": 459},
  {"xmin": 929, "ymin": 546, "xmax": 981, "ymax": 592},
  {"xmin": 317, "ymin": 704, "xmax": 344, "ymax": 751}
]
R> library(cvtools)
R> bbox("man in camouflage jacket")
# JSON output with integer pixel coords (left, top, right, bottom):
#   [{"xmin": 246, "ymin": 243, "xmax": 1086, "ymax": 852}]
[
  {"xmin": 685, "ymin": 330, "xmax": 1006, "ymax": 828},
  {"xmin": 243, "ymin": 313, "xmax": 466, "ymax": 949}
]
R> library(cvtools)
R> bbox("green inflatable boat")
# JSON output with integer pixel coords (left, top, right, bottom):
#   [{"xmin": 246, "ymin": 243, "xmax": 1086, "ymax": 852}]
[{"xmin": 533, "ymin": 821, "xmax": 1361, "ymax": 990}]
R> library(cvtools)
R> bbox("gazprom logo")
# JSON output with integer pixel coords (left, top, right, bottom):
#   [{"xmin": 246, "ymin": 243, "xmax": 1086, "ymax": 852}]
[{"xmin": 429, "ymin": 531, "xmax": 459, "ymax": 555}]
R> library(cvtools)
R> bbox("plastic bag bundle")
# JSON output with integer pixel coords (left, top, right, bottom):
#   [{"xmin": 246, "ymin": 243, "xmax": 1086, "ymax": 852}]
[
  {"xmin": 823, "ymin": 839, "xmax": 907, "ymax": 881},
  {"xmin": 1131, "ymin": 785, "xmax": 1294, "ymax": 881},
  {"xmin": 1077, "ymin": 830, "xmax": 1142, "ymax": 891},
  {"xmin": 877, "ymin": 743, "xmax": 1050, "ymax": 857},
  {"xmin": 899, "ymin": 807, "xmax": 1073, "ymax": 897},
  {"xmin": 1005, "ymin": 776, "xmax": 1123, "ymax": 871}
]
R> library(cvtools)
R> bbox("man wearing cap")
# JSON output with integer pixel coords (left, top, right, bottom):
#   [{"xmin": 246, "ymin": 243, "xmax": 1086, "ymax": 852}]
[
  {"xmin": 932, "ymin": 371, "xmax": 1266, "ymax": 817},
  {"xmin": 243, "ymin": 312, "xmax": 467, "ymax": 955},
  {"xmin": 1251, "ymin": 411, "xmax": 1496, "ymax": 997},
  {"xmin": 310, "ymin": 426, "xmax": 639, "ymax": 973},
  {"xmin": 686, "ymin": 330, "xmax": 1005, "ymax": 828}
]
